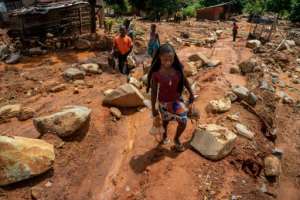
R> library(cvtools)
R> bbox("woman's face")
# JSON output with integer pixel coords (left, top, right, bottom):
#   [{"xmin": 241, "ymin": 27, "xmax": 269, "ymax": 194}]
[{"xmin": 160, "ymin": 52, "xmax": 174, "ymax": 70}]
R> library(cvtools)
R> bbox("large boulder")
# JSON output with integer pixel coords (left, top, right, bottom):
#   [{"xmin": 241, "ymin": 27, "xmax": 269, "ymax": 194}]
[
  {"xmin": 79, "ymin": 63, "xmax": 102, "ymax": 74},
  {"xmin": 208, "ymin": 97, "xmax": 231, "ymax": 113},
  {"xmin": 63, "ymin": 68, "xmax": 85, "ymax": 81},
  {"xmin": 0, "ymin": 136, "xmax": 55, "ymax": 186},
  {"xmin": 246, "ymin": 40, "xmax": 261, "ymax": 49},
  {"xmin": 190, "ymin": 124, "xmax": 237, "ymax": 160},
  {"xmin": 33, "ymin": 106, "xmax": 91, "ymax": 138},
  {"xmin": 103, "ymin": 84, "xmax": 145, "ymax": 108},
  {"xmin": 239, "ymin": 58, "xmax": 257, "ymax": 74}
]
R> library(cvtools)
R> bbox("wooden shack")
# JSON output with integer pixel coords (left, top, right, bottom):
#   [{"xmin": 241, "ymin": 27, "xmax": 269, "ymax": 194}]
[
  {"xmin": 8, "ymin": 0, "xmax": 92, "ymax": 39},
  {"xmin": 197, "ymin": 2, "xmax": 232, "ymax": 21}
]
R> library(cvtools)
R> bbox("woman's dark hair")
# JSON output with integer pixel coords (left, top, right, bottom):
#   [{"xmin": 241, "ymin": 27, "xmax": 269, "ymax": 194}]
[{"xmin": 147, "ymin": 43, "xmax": 185, "ymax": 94}]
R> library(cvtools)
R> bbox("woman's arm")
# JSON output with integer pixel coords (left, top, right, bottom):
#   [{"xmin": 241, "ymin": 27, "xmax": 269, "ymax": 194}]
[
  {"xmin": 151, "ymin": 79, "xmax": 159, "ymax": 117},
  {"xmin": 184, "ymin": 76, "xmax": 195, "ymax": 104}
]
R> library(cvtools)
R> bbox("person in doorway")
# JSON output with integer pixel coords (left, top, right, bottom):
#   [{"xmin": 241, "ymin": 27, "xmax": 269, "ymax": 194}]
[
  {"xmin": 232, "ymin": 21, "xmax": 239, "ymax": 42},
  {"xmin": 147, "ymin": 43, "xmax": 195, "ymax": 152},
  {"xmin": 112, "ymin": 26, "xmax": 133, "ymax": 74},
  {"xmin": 96, "ymin": 0, "xmax": 104, "ymax": 28},
  {"xmin": 147, "ymin": 24, "xmax": 160, "ymax": 58}
]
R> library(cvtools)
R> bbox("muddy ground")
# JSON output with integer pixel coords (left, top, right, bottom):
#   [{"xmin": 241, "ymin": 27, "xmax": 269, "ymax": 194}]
[{"xmin": 0, "ymin": 18, "xmax": 300, "ymax": 200}]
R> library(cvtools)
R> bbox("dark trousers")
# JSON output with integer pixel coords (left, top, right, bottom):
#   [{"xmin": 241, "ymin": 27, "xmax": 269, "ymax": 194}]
[
  {"xmin": 113, "ymin": 51, "xmax": 130, "ymax": 74},
  {"xmin": 233, "ymin": 30, "xmax": 237, "ymax": 42}
]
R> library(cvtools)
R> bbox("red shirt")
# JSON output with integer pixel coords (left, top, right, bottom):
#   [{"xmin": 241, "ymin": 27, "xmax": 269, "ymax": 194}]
[
  {"xmin": 114, "ymin": 35, "xmax": 133, "ymax": 55},
  {"xmin": 233, "ymin": 24, "xmax": 238, "ymax": 31},
  {"xmin": 152, "ymin": 71, "xmax": 181, "ymax": 102}
]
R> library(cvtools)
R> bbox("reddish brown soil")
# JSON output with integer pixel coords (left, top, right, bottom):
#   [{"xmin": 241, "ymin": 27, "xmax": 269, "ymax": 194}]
[{"xmin": 0, "ymin": 19, "xmax": 299, "ymax": 200}]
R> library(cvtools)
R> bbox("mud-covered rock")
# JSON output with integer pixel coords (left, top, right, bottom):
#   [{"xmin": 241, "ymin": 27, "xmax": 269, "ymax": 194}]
[
  {"xmin": 110, "ymin": 107, "xmax": 122, "ymax": 119},
  {"xmin": 0, "ymin": 104, "xmax": 22, "ymax": 120},
  {"xmin": 33, "ymin": 106, "xmax": 91, "ymax": 138},
  {"xmin": 232, "ymin": 85, "xmax": 250, "ymax": 99},
  {"xmin": 17, "ymin": 107, "xmax": 35, "ymax": 121},
  {"xmin": 63, "ymin": 68, "xmax": 85, "ymax": 81},
  {"xmin": 239, "ymin": 58, "xmax": 257, "ymax": 74},
  {"xmin": 80, "ymin": 63, "xmax": 102, "ymax": 74},
  {"xmin": 191, "ymin": 124, "xmax": 237, "ymax": 160},
  {"xmin": 0, "ymin": 136, "xmax": 55, "ymax": 186},
  {"xmin": 209, "ymin": 97, "xmax": 231, "ymax": 113},
  {"xmin": 235, "ymin": 123, "xmax": 255, "ymax": 139},
  {"xmin": 246, "ymin": 40, "xmax": 261, "ymax": 49},
  {"xmin": 264, "ymin": 155, "xmax": 281, "ymax": 177}
]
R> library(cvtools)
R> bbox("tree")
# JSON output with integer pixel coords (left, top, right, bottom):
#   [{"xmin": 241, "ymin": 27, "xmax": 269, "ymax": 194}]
[
  {"xmin": 290, "ymin": 0, "xmax": 300, "ymax": 21},
  {"xmin": 266, "ymin": 0, "xmax": 292, "ymax": 17}
]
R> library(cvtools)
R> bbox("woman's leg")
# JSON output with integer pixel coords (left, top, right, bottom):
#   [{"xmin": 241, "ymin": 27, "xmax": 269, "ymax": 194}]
[
  {"xmin": 174, "ymin": 120, "xmax": 187, "ymax": 145},
  {"xmin": 162, "ymin": 120, "xmax": 169, "ymax": 141}
]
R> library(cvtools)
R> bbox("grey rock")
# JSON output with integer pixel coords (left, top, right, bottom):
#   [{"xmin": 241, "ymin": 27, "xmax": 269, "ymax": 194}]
[
  {"xmin": 5, "ymin": 52, "xmax": 21, "ymax": 64},
  {"xmin": 232, "ymin": 85, "xmax": 250, "ymax": 99},
  {"xmin": 74, "ymin": 39, "xmax": 91, "ymax": 50},
  {"xmin": 80, "ymin": 63, "xmax": 102, "ymax": 74},
  {"xmin": 239, "ymin": 58, "xmax": 257, "ymax": 74},
  {"xmin": 246, "ymin": 40, "xmax": 261, "ymax": 49},
  {"xmin": 33, "ymin": 105, "xmax": 91, "ymax": 138},
  {"xmin": 246, "ymin": 92, "xmax": 257, "ymax": 106},
  {"xmin": 230, "ymin": 65, "xmax": 241, "ymax": 74},
  {"xmin": 63, "ymin": 68, "xmax": 85, "ymax": 81},
  {"xmin": 0, "ymin": 45, "xmax": 9, "ymax": 60},
  {"xmin": 260, "ymin": 80, "xmax": 275, "ymax": 93}
]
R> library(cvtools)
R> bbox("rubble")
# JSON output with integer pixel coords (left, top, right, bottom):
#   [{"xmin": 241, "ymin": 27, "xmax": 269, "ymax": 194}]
[
  {"xmin": 110, "ymin": 107, "xmax": 122, "ymax": 119},
  {"xmin": 0, "ymin": 136, "xmax": 55, "ymax": 186},
  {"xmin": 191, "ymin": 124, "xmax": 237, "ymax": 160},
  {"xmin": 33, "ymin": 105, "xmax": 91, "ymax": 138}
]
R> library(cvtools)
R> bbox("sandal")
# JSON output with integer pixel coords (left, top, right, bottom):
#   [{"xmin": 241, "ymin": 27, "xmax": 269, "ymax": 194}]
[{"xmin": 173, "ymin": 143, "xmax": 185, "ymax": 152}]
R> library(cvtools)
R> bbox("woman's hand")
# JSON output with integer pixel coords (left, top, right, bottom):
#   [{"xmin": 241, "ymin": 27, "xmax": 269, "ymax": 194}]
[{"xmin": 188, "ymin": 94, "xmax": 195, "ymax": 104}]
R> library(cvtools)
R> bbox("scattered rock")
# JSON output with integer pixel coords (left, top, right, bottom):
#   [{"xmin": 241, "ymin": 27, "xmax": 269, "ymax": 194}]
[
  {"xmin": 103, "ymin": 89, "xmax": 114, "ymax": 96},
  {"xmin": 230, "ymin": 65, "xmax": 241, "ymax": 74},
  {"xmin": 50, "ymin": 84, "xmax": 66, "ymax": 93},
  {"xmin": 110, "ymin": 107, "xmax": 122, "ymax": 119},
  {"xmin": 63, "ymin": 68, "xmax": 85, "ymax": 81},
  {"xmin": 74, "ymin": 38, "xmax": 91, "ymax": 50},
  {"xmin": 285, "ymin": 40, "xmax": 296, "ymax": 48},
  {"xmin": 215, "ymin": 30, "xmax": 223, "ymax": 37},
  {"xmin": 0, "ymin": 136, "xmax": 55, "ymax": 186},
  {"xmin": 73, "ymin": 80, "xmax": 86, "ymax": 86},
  {"xmin": 209, "ymin": 97, "xmax": 231, "ymax": 113},
  {"xmin": 17, "ymin": 107, "xmax": 35, "ymax": 121},
  {"xmin": 45, "ymin": 181, "xmax": 53, "ymax": 188},
  {"xmin": 73, "ymin": 88, "xmax": 80, "ymax": 94},
  {"xmin": 5, "ymin": 52, "xmax": 21, "ymax": 64},
  {"xmin": 260, "ymin": 80, "xmax": 275, "ymax": 93},
  {"xmin": 33, "ymin": 105, "xmax": 91, "ymax": 138},
  {"xmin": 185, "ymin": 62, "xmax": 198, "ymax": 76},
  {"xmin": 129, "ymin": 77, "xmax": 142, "ymax": 89},
  {"xmin": 207, "ymin": 59, "xmax": 221, "ymax": 68},
  {"xmin": 0, "ymin": 104, "xmax": 22, "ymax": 120},
  {"xmin": 0, "ymin": 45, "xmax": 9, "ymax": 60},
  {"xmin": 246, "ymin": 40, "xmax": 261, "ymax": 49},
  {"xmin": 278, "ymin": 91, "xmax": 294, "ymax": 104},
  {"xmin": 190, "ymin": 124, "xmax": 237, "ymax": 160},
  {"xmin": 292, "ymin": 78, "xmax": 300, "ymax": 84},
  {"xmin": 235, "ymin": 123, "xmax": 255, "ymax": 139},
  {"xmin": 226, "ymin": 92, "xmax": 238, "ymax": 102},
  {"xmin": 180, "ymin": 32, "xmax": 190, "ymax": 39},
  {"xmin": 227, "ymin": 114, "xmax": 240, "ymax": 122},
  {"xmin": 264, "ymin": 155, "xmax": 281, "ymax": 177},
  {"xmin": 232, "ymin": 85, "xmax": 250, "ymax": 99},
  {"xmin": 245, "ymin": 92, "xmax": 257, "ymax": 106},
  {"xmin": 188, "ymin": 54, "xmax": 201, "ymax": 62},
  {"xmin": 31, "ymin": 186, "xmax": 43, "ymax": 200},
  {"xmin": 29, "ymin": 47, "xmax": 47, "ymax": 55},
  {"xmin": 103, "ymin": 84, "xmax": 145, "ymax": 108},
  {"xmin": 239, "ymin": 58, "xmax": 257, "ymax": 74},
  {"xmin": 141, "ymin": 74, "xmax": 148, "ymax": 85},
  {"xmin": 80, "ymin": 63, "xmax": 102, "ymax": 74}
]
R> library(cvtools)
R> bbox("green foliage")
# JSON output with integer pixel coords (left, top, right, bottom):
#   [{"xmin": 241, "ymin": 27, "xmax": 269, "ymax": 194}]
[
  {"xmin": 290, "ymin": 0, "xmax": 300, "ymax": 21},
  {"xmin": 182, "ymin": 2, "xmax": 204, "ymax": 17},
  {"xmin": 243, "ymin": 0, "xmax": 266, "ymax": 15}
]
